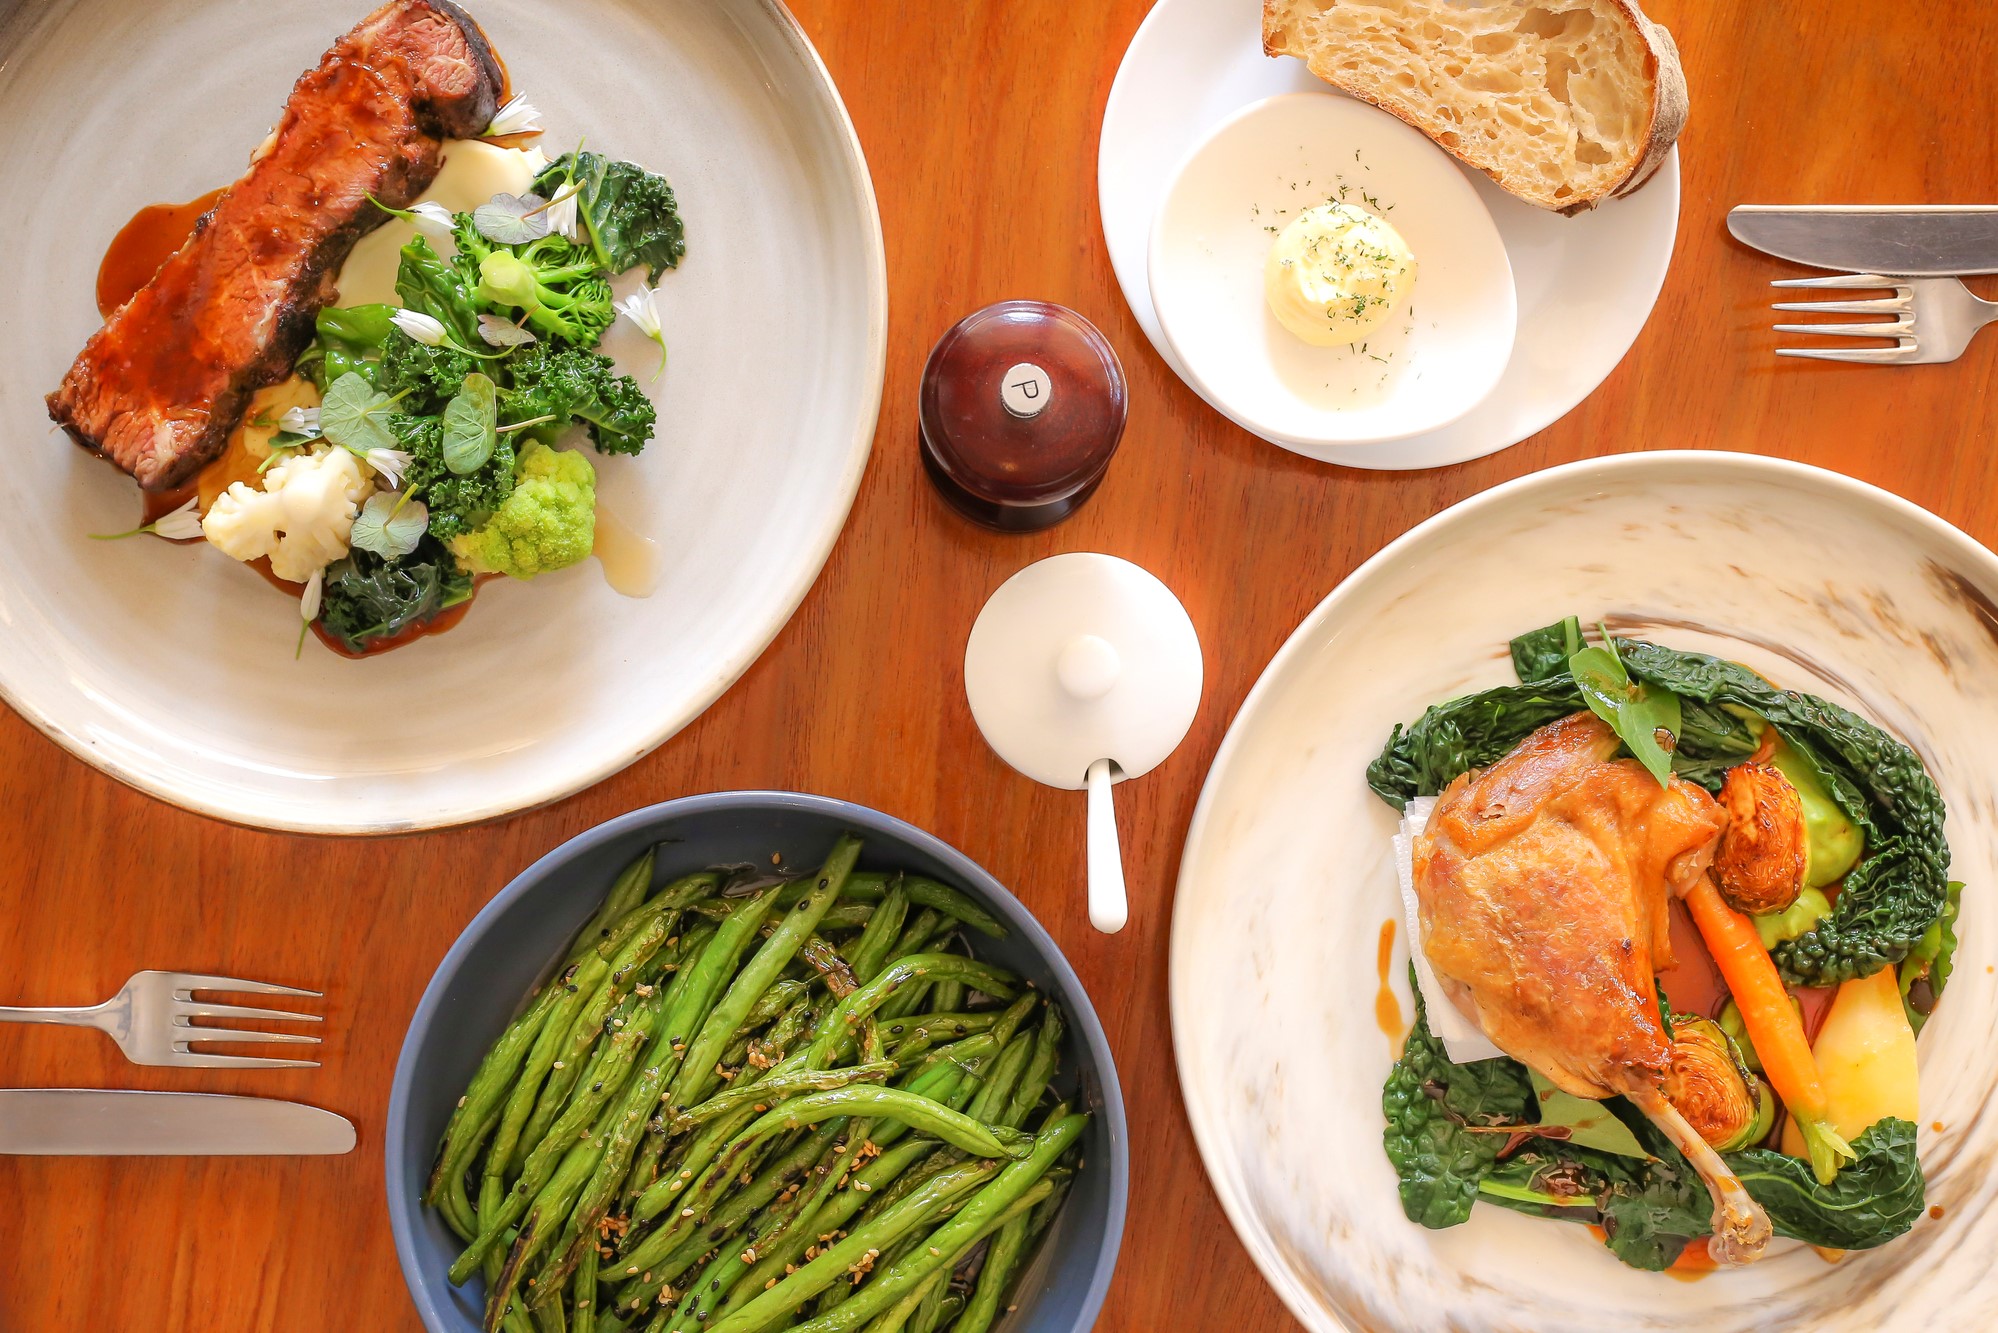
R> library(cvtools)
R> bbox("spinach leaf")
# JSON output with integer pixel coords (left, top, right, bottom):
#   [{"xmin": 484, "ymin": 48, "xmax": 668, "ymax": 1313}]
[
  {"xmin": 1525, "ymin": 1069, "xmax": 1650, "ymax": 1159},
  {"xmin": 1382, "ymin": 970, "xmax": 1534, "ymax": 1228},
  {"xmin": 1670, "ymin": 697, "xmax": 1762, "ymax": 791},
  {"xmin": 1509, "ymin": 616, "xmax": 1582, "ymax": 683},
  {"xmin": 1619, "ymin": 639, "xmax": 1951, "ymax": 986},
  {"xmin": 315, "ymin": 537, "xmax": 472, "ymax": 653},
  {"xmin": 535, "ymin": 151, "xmax": 686, "ymax": 280},
  {"xmin": 1728, "ymin": 1118, "xmax": 1924, "ymax": 1249},
  {"xmin": 1365, "ymin": 679, "xmax": 1584, "ymax": 810},
  {"xmin": 1474, "ymin": 1116, "xmax": 1707, "ymax": 1271}
]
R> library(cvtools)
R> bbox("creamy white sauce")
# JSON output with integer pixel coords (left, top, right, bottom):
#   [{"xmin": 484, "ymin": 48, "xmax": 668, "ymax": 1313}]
[
  {"xmin": 593, "ymin": 500, "xmax": 663, "ymax": 599},
  {"xmin": 334, "ymin": 141, "xmax": 545, "ymax": 306}
]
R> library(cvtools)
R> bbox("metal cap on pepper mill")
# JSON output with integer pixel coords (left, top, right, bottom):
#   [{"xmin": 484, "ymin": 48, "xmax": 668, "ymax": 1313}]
[{"xmin": 919, "ymin": 301, "xmax": 1127, "ymax": 531}]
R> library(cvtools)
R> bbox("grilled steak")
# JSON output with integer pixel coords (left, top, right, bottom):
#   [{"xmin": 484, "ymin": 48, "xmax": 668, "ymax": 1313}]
[{"xmin": 47, "ymin": 0, "xmax": 503, "ymax": 491}]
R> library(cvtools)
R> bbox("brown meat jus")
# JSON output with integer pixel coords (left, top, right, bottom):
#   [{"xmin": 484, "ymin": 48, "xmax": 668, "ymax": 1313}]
[{"xmin": 45, "ymin": 0, "xmax": 502, "ymax": 491}]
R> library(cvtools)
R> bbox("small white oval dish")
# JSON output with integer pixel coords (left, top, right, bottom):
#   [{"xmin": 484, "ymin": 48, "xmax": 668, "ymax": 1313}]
[{"xmin": 1149, "ymin": 93, "xmax": 1515, "ymax": 450}]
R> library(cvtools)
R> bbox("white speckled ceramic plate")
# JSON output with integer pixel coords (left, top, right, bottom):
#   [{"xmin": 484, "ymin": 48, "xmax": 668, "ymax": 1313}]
[
  {"xmin": 1172, "ymin": 452, "xmax": 1998, "ymax": 1331},
  {"xmin": 0, "ymin": 0, "xmax": 883, "ymax": 833}
]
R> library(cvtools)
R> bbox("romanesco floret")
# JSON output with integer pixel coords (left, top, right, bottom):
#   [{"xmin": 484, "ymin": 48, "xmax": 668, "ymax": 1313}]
[
  {"xmin": 201, "ymin": 446, "xmax": 368, "ymax": 581},
  {"xmin": 447, "ymin": 442, "xmax": 596, "ymax": 578}
]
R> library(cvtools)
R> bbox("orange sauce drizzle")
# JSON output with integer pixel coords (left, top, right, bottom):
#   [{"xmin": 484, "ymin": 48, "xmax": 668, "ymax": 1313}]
[{"xmin": 1375, "ymin": 918, "xmax": 1404, "ymax": 1042}]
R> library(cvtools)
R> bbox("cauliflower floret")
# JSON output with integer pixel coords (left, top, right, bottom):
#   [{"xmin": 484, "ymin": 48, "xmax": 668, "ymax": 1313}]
[
  {"xmin": 201, "ymin": 446, "xmax": 369, "ymax": 582},
  {"xmin": 448, "ymin": 441, "xmax": 596, "ymax": 578}
]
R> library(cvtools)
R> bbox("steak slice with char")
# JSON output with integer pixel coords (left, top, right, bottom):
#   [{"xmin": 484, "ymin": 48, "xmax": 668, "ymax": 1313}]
[{"xmin": 46, "ymin": 0, "xmax": 502, "ymax": 491}]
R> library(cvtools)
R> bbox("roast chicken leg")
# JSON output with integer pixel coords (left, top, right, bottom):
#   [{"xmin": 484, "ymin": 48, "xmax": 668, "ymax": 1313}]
[{"xmin": 1413, "ymin": 712, "xmax": 1773, "ymax": 1264}]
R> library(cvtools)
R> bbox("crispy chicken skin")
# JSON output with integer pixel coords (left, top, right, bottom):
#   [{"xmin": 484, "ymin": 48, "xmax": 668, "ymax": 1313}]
[
  {"xmin": 1414, "ymin": 712, "xmax": 1773, "ymax": 1263},
  {"xmin": 46, "ymin": 0, "xmax": 502, "ymax": 491}
]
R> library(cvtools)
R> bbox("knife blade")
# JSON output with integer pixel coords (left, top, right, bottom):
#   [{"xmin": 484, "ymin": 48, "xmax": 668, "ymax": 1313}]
[
  {"xmin": 0, "ymin": 1090, "xmax": 356, "ymax": 1155},
  {"xmin": 1729, "ymin": 205, "xmax": 1998, "ymax": 276}
]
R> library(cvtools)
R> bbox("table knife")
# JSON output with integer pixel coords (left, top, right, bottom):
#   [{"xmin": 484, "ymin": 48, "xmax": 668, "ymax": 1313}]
[
  {"xmin": 1728, "ymin": 205, "xmax": 1998, "ymax": 276},
  {"xmin": 0, "ymin": 1090, "xmax": 356, "ymax": 1155}
]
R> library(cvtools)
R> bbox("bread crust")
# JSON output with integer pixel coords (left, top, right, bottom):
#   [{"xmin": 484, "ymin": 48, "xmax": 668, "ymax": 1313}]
[{"xmin": 1262, "ymin": 0, "xmax": 1687, "ymax": 216}]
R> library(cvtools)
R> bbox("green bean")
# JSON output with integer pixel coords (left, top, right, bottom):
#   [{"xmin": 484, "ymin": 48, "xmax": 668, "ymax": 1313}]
[
  {"xmin": 516, "ymin": 925, "xmax": 700, "ymax": 1176},
  {"xmin": 482, "ymin": 963, "xmax": 607, "ymax": 1212},
  {"xmin": 859, "ymin": 1265, "xmax": 947, "ymax": 1333},
  {"xmin": 450, "ymin": 991, "xmax": 666, "ymax": 1286},
  {"xmin": 780, "ymin": 873, "xmax": 1006, "ymax": 940},
  {"xmin": 779, "ymin": 1173, "xmax": 1063, "ymax": 1333},
  {"xmin": 667, "ymin": 1059, "xmax": 895, "ymax": 1134},
  {"xmin": 846, "ymin": 876, "xmax": 908, "ymax": 984},
  {"xmin": 428, "ymin": 974, "xmax": 568, "ymax": 1219},
  {"xmin": 730, "ymin": 979, "xmax": 810, "ymax": 1041},
  {"xmin": 813, "ymin": 901, "xmax": 876, "ymax": 932},
  {"xmin": 800, "ymin": 934, "xmax": 860, "ymax": 996},
  {"xmin": 573, "ymin": 1232, "xmax": 601, "ymax": 1330},
  {"xmin": 699, "ymin": 1161, "xmax": 1003, "ymax": 1333},
  {"xmin": 1002, "ymin": 1005, "xmax": 1062, "ymax": 1130},
  {"xmin": 571, "ymin": 849, "xmax": 657, "ymax": 959},
  {"xmin": 963, "ymin": 1036, "xmax": 1032, "ymax": 1127},
  {"xmin": 882, "ymin": 1012, "xmax": 999, "ymax": 1064},
  {"xmin": 917, "ymin": 1292, "xmax": 962, "ymax": 1333},
  {"xmin": 719, "ymin": 1087, "xmax": 1033, "ymax": 1168},
  {"xmin": 670, "ymin": 837, "xmax": 860, "ymax": 1110},
  {"xmin": 950, "ymin": 1212, "xmax": 1027, "ymax": 1333},
  {"xmin": 804, "ymin": 956, "xmax": 1017, "ymax": 1071}
]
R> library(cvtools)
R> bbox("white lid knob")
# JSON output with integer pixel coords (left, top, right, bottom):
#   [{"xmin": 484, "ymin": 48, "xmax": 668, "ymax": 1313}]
[{"xmin": 1056, "ymin": 634, "xmax": 1122, "ymax": 701}]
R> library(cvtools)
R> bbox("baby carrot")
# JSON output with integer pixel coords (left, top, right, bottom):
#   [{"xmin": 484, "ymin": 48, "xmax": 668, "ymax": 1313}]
[{"xmin": 1683, "ymin": 875, "xmax": 1854, "ymax": 1184}]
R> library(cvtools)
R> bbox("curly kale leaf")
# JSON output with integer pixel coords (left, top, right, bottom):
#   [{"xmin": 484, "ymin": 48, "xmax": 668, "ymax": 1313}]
[
  {"xmin": 1729, "ymin": 1119, "xmax": 1924, "ymax": 1249},
  {"xmin": 535, "ymin": 151, "xmax": 687, "ymax": 280},
  {"xmin": 395, "ymin": 235, "xmax": 483, "ymax": 348},
  {"xmin": 1382, "ymin": 970, "xmax": 1534, "ymax": 1228},
  {"xmin": 397, "ymin": 414, "xmax": 516, "ymax": 540},
  {"xmin": 501, "ymin": 344, "xmax": 657, "ymax": 456},
  {"xmin": 316, "ymin": 537, "xmax": 473, "ymax": 653},
  {"xmin": 377, "ymin": 330, "xmax": 481, "ymax": 415},
  {"xmin": 1619, "ymin": 639, "xmax": 1951, "ymax": 985},
  {"xmin": 1365, "ymin": 679, "xmax": 1583, "ymax": 810}
]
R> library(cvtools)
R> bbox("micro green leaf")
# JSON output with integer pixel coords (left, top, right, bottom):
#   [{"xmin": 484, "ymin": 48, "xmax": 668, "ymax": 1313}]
[
  {"xmin": 472, "ymin": 192, "xmax": 552, "ymax": 245},
  {"xmin": 350, "ymin": 490, "xmax": 429, "ymax": 560},
  {"xmin": 477, "ymin": 312, "xmax": 538, "ymax": 348},
  {"xmin": 441, "ymin": 372, "xmax": 499, "ymax": 476},
  {"xmin": 319, "ymin": 372, "xmax": 403, "ymax": 455},
  {"xmin": 1570, "ymin": 625, "xmax": 1681, "ymax": 786}
]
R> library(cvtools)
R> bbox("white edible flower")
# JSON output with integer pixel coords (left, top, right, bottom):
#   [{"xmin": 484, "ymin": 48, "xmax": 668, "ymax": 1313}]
[
  {"xmin": 366, "ymin": 447, "xmax": 412, "ymax": 489},
  {"xmin": 545, "ymin": 186, "xmax": 579, "ymax": 242},
  {"xmin": 148, "ymin": 495, "xmax": 206, "ymax": 541},
  {"xmin": 201, "ymin": 446, "xmax": 369, "ymax": 582},
  {"xmin": 618, "ymin": 286, "xmax": 668, "ymax": 377},
  {"xmin": 407, "ymin": 201, "xmax": 457, "ymax": 243},
  {"xmin": 616, "ymin": 288, "xmax": 662, "ymax": 340},
  {"xmin": 391, "ymin": 308, "xmax": 448, "ymax": 347},
  {"xmin": 520, "ymin": 145, "xmax": 553, "ymax": 175},
  {"xmin": 484, "ymin": 93, "xmax": 542, "ymax": 138},
  {"xmin": 279, "ymin": 405, "xmax": 321, "ymax": 438},
  {"xmin": 300, "ymin": 567, "xmax": 323, "ymax": 623}
]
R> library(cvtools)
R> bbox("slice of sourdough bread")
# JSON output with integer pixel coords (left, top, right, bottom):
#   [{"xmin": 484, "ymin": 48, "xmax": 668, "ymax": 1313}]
[{"xmin": 1262, "ymin": 0, "xmax": 1688, "ymax": 215}]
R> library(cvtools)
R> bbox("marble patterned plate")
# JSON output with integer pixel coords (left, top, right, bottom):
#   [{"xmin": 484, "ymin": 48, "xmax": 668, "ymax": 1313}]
[
  {"xmin": 0, "ymin": 0, "xmax": 884, "ymax": 833},
  {"xmin": 1171, "ymin": 452, "xmax": 1998, "ymax": 1331}
]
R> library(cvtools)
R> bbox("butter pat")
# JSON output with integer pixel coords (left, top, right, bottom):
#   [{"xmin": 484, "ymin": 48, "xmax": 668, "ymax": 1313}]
[{"xmin": 1264, "ymin": 202, "xmax": 1416, "ymax": 347}]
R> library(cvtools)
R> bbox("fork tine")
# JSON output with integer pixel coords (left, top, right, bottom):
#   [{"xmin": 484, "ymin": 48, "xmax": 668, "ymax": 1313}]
[
  {"xmin": 1777, "ymin": 344, "xmax": 1920, "ymax": 364},
  {"xmin": 176, "ymin": 1028, "xmax": 322, "ymax": 1046},
  {"xmin": 175, "ymin": 1003, "xmax": 323, "ymax": 1024},
  {"xmin": 1772, "ymin": 321, "xmax": 1915, "ymax": 339},
  {"xmin": 1770, "ymin": 272, "xmax": 1901, "ymax": 290},
  {"xmin": 166, "ymin": 1051, "xmax": 322, "ymax": 1069},
  {"xmin": 1771, "ymin": 297, "xmax": 1908, "ymax": 315},
  {"xmin": 167, "ymin": 972, "xmax": 322, "ymax": 999}
]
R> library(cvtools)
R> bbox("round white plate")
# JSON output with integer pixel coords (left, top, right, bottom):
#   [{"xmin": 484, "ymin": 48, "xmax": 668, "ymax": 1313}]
[
  {"xmin": 1100, "ymin": 0, "xmax": 1679, "ymax": 470},
  {"xmin": 1149, "ymin": 93, "xmax": 1516, "ymax": 448},
  {"xmin": 1171, "ymin": 452, "xmax": 1998, "ymax": 1331},
  {"xmin": 0, "ymin": 0, "xmax": 885, "ymax": 833}
]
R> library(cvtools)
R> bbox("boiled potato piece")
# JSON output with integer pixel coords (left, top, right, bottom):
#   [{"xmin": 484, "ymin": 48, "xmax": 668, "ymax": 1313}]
[{"xmin": 1780, "ymin": 967, "xmax": 1917, "ymax": 1156}]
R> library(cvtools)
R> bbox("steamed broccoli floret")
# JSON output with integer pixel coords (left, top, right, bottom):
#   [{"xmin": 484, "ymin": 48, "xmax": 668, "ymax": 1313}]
[
  {"xmin": 379, "ymin": 331, "xmax": 480, "ymax": 414},
  {"xmin": 453, "ymin": 218, "xmax": 614, "ymax": 348},
  {"xmin": 448, "ymin": 441, "xmax": 596, "ymax": 578},
  {"xmin": 397, "ymin": 415, "xmax": 516, "ymax": 540},
  {"xmin": 501, "ymin": 344, "xmax": 657, "ymax": 456}
]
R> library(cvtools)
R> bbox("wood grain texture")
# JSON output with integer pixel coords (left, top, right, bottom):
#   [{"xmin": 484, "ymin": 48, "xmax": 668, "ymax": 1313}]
[{"xmin": 4, "ymin": 1, "xmax": 1996, "ymax": 1329}]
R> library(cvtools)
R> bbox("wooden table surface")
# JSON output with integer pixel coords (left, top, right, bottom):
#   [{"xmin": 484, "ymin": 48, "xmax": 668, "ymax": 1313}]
[{"xmin": 5, "ymin": 1, "xmax": 1996, "ymax": 1329}]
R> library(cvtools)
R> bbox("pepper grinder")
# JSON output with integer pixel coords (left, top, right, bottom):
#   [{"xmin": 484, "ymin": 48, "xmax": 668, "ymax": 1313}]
[
  {"xmin": 964, "ymin": 554, "xmax": 1203, "ymax": 933},
  {"xmin": 919, "ymin": 301, "xmax": 1127, "ymax": 531}
]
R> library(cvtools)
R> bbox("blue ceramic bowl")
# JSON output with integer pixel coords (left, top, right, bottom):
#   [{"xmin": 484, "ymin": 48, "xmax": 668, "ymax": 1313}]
[{"xmin": 387, "ymin": 791, "xmax": 1127, "ymax": 1332}]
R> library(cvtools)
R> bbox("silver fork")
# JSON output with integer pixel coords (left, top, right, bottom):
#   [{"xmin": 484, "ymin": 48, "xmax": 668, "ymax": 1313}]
[
  {"xmin": 1772, "ymin": 272, "xmax": 1998, "ymax": 364},
  {"xmin": 0, "ymin": 970, "xmax": 323, "ymax": 1069}
]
